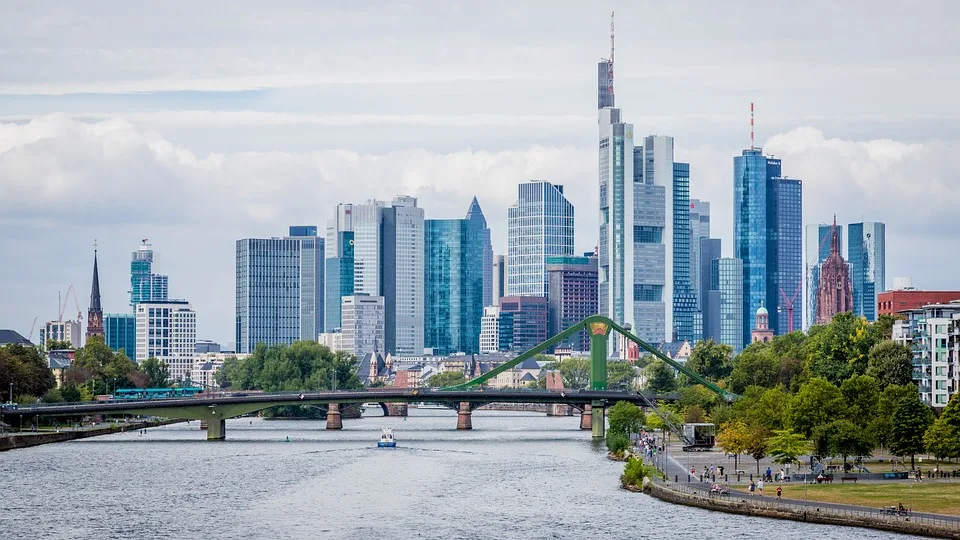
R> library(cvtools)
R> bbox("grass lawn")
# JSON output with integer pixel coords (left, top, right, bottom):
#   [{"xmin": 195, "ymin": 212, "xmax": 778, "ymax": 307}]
[{"xmin": 775, "ymin": 483, "xmax": 960, "ymax": 515}]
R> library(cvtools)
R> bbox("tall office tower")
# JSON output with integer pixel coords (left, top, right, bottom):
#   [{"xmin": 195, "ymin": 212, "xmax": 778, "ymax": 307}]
[
  {"xmin": 689, "ymin": 199, "xmax": 711, "ymax": 309},
  {"xmin": 672, "ymin": 161, "xmax": 696, "ymax": 342},
  {"xmin": 777, "ymin": 179, "xmax": 803, "ymax": 333},
  {"xmin": 135, "ymin": 300, "xmax": 196, "ymax": 382},
  {"xmin": 498, "ymin": 296, "xmax": 548, "ymax": 352},
  {"xmin": 424, "ymin": 202, "xmax": 487, "ymax": 355},
  {"xmin": 506, "ymin": 181, "xmax": 575, "ymax": 297},
  {"xmin": 466, "ymin": 197, "xmax": 494, "ymax": 310},
  {"xmin": 86, "ymin": 249, "xmax": 104, "ymax": 341},
  {"xmin": 130, "ymin": 240, "xmax": 169, "ymax": 309},
  {"xmin": 492, "ymin": 254, "xmax": 506, "ymax": 306},
  {"xmin": 235, "ymin": 227, "xmax": 325, "ymax": 354},
  {"xmin": 104, "ymin": 314, "xmax": 136, "ymax": 357},
  {"xmin": 381, "ymin": 196, "xmax": 425, "ymax": 355},
  {"xmin": 805, "ymin": 223, "xmax": 842, "ymax": 329},
  {"xmin": 479, "ymin": 306, "xmax": 502, "ymax": 354},
  {"xmin": 546, "ymin": 255, "xmax": 598, "ymax": 351},
  {"xmin": 325, "ymin": 201, "xmax": 384, "ymax": 330},
  {"xmin": 848, "ymin": 222, "xmax": 886, "ymax": 321},
  {"xmin": 734, "ymin": 147, "xmax": 802, "ymax": 344},
  {"xmin": 711, "ymin": 258, "xmax": 744, "ymax": 353},
  {"xmin": 699, "ymin": 238, "xmax": 722, "ymax": 342},
  {"xmin": 815, "ymin": 219, "xmax": 853, "ymax": 324},
  {"xmin": 341, "ymin": 295, "xmax": 385, "ymax": 357}
]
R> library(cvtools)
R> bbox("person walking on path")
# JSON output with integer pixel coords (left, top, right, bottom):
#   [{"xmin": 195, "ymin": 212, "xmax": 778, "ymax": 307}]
[
  {"xmin": 765, "ymin": 467, "xmax": 772, "ymax": 482},
  {"xmin": 749, "ymin": 480, "xmax": 755, "ymax": 496},
  {"xmin": 776, "ymin": 485, "xmax": 782, "ymax": 500},
  {"xmin": 757, "ymin": 479, "xmax": 764, "ymax": 496}
]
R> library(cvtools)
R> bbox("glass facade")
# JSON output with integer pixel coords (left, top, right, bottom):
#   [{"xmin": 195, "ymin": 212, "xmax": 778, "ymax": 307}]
[
  {"xmin": 805, "ymin": 224, "xmax": 842, "ymax": 329},
  {"xmin": 499, "ymin": 296, "xmax": 548, "ymax": 353},
  {"xmin": 848, "ymin": 222, "xmax": 886, "ymax": 321},
  {"xmin": 135, "ymin": 301, "xmax": 196, "ymax": 382},
  {"xmin": 424, "ymin": 216, "xmax": 485, "ymax": 355},
  {"xmin": 382, "ymin": 196, "xmax": 424, "ymax": 356},
  {"xmin": 700, "ymin": 238, "xmax": 722, "ymax": 342},
  {"xmin": 506, "ymin": 181, "xmax": 574, "ymax": 297},
  {"xmin": 105, "ymin": 313, "xmax": 136, "ymax": 359},
  {"xmin": 712, "ymin": 258, "xmax": 744, "ymax": 353},
  {"xmin": 325, "ymin": 202, "xmax": 383, "ymax": 330},
  {"xmin": 130, "ymin": 241, "xmax": 168, "ymax": 310},
  {"xmin": 777, "ymin": 179, "xmax": 803, "ymax": 333},
  {"xmin": 672, "ymin": 162, "xmax": 696, "ymax": 342},
  {"xmin": 689, "ymin": 199, "xmax": 711, "ymax": 311},
  {"xmin": 324, "ymin": 231, "xmax": 354, "ymax": 331},
  {"xmin": 546, "ymin": 256, "xmax": 598, "ymax": 351},
  {"xmin": 465, "ymin": 197, "xmax": 494, "ymax": 311}
]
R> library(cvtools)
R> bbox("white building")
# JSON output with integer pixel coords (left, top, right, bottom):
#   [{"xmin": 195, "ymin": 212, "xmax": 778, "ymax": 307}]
[
  {"xmin": 41, "ymin": 320, "xmax": 82, "ymax": 349},
  {"xmin": 135, "ymin": 300, "xmax": 197, "ymax": 382},
  {"xmin": 382, "ymin": 196, "xmax": 425, "ymax": 355},
  {"xmin": 190, "ymin": 352, "xmax": 251, "ymax": 389},
  {"xmin": 506, "ymin": 180, "xmax": 574, "ymax": 297},
  {"xmin": 480, "ymin": 306, "xmax": 501, "ymax": 354},
  {"xmin": 893, "ymin": 301, "xmax": 960, "ymax": 408},
  {"xmin": 341, "ymin": 295, "xmax": 385, "ymax": 357},
  {"xmin": 318, "ymin": 330, "xmax": 343, "ymax": 352}
]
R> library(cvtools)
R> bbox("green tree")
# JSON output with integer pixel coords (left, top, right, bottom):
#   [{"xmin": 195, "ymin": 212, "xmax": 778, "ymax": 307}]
[
  {"xmin": 727, "ymin": 345, "xmax": 779, "ymax": 393},
  {"xmin": 555, "ymin": 357, "xmax": 590, "ymax": 389},
  {"xmin": 605, "ymin": 431, "xmax": 630, "ymax": 455},
  {"xmin": 873, "ymin": 384, "xmax": 919, "ymax": 448},
  {"xmin": 716, "ymin": 420, "xmax": 749, "ymax": 471},
  {"xmin": 865, "ymin": 341, "xmax": 914, "ymax": 389},
  {"xmin": 677, "ymin": 385, "xmax": 720, "ymax": 415},
  {"xmin": 0, "ymin": 343, "xmax": 57, "ymax": 400},
  {"xmin": 140, "ymin": 357, "xmax": 171, "ymax": 388},
  {"xmin": 826, "ymin": 419, "xmax": 875, "ymax": 466},
  {"xmin": 683, "ymin": 404, "xmax": 707, "ymax": 423},
  {"xmin": 606, "ymin": 361, "xmax": 637, "ymax": 390},
  {"xmin": 46, "ymin": 339, "xmax": 73, "ymax": 351},
  {"xmin": 839, "ymin": 374, "xmax": 880, "ymax": 428},
  {"xmin": 803, "ymin": 313, "xmax": 878, "ymax": 385},
  {"xmin": 745, "ymin": 427, "xmax": 769, "ymax": 474},
  {"xmin": 924, "ymin": 419, "xmax": 960, "ymax": 466},
  {"xmin": 686, "ymin": 340, "xmax": 734, "ymax": 382},
  {"xmin": 785, "ymin": 377, "xmax": 844, "ymax": 438},
  {"xmin": 427, "ymin": 371, "xmax": 467, "ymax": 388},
  {"xmin": 645, "ymin": 360, "xmax": 676, "ymax": 393},
  {"xmin": 890, "ymin": 394, "xmax": 935, "ymax": 469},
  {"xmin": 766, "ymin": 429, "xmax": 807, "ymax": 470},
  {"xmin": 608, "ymin": 401, "xmax": 645, "ymax": 436}
]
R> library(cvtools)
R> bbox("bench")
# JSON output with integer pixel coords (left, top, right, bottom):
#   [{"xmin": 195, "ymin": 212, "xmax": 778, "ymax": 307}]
[
  {"xmin": 816, "ymin": 475, "xmax": 834, "ymax": 484},
  {"xmin": 841, "ymin": 477, "xmax": 858, "ymax": 483}
]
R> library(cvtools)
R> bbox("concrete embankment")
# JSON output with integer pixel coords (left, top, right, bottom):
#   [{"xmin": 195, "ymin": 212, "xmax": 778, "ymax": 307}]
[
  {"xmin": 0, "ymin": 419, "xmax": 182, "ymax": 452},
  {"xmin": 646, "ymin": 482, "xmax": 960, "ymax": 539}
]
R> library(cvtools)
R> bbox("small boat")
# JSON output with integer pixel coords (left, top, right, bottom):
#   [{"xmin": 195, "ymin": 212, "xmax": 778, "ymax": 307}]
[{"xmin": 378, "ymin": 427, "xmax": 396, "ymax": 448}]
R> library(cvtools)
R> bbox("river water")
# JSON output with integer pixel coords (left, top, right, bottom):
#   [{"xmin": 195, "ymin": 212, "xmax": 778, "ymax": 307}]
[{"xmin": 1, "ymin": 409, "xmax": 910, "ymax": 540}]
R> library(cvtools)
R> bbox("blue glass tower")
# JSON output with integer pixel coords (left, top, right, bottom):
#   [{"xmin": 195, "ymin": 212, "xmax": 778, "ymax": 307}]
[
  {"xmin": 105, "ymin": 313, "xmax": 136, "ymax": 358},
  {"xmin": 777, "ymin": 179, "xmax": 803, "ymax": 333},
  {"xmin": 672, "ymin": 162, "xmax": 696, "ymax": 342},
  {"xmin": 424, "ymin": 202, "xmax": 487, "ymax": 355},
  {"xmin": 324, "ymin": 230, "xmax": 355, "ymax": 331},
  {"xmin": 506, "ymin": 181, "xmax": 575, "ymax": 297},
  {"xmin": 848, "ymin": 222, "xmax": 885, "ymax": 321}
]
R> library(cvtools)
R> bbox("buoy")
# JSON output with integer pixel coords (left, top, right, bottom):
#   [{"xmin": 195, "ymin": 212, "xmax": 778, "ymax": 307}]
[{"xmin": 286, "ymin": 436, "xmax": 290, "ymax": 442}]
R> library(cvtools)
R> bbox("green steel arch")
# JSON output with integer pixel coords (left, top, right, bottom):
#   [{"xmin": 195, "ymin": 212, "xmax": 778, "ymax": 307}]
[{"xmin": 443, "ymin": 315, "xmax": 736, "ymax": 401}]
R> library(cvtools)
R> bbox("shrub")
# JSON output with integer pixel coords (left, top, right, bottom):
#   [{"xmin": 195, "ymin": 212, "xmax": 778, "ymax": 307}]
[
  {"xmin": 606, "ymin": 431, "xmax": 631, "ymax": 455},
  {"xmin": 620, "ymin": 456, "xmax": 658, "ymax": 488}
]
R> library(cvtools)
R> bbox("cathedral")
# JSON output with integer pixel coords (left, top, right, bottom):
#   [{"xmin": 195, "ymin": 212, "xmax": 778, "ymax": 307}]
[
  {"xmin": 85, "ymin": 247, "xmax": 104, "ymax": 341},
  {"xmin": 815, "ymin": 217, "xmax": 854, "ymax": 325}
]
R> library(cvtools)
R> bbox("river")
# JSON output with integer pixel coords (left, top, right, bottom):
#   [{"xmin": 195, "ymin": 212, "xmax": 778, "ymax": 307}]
[{"xmin": 1, "ymin": 409, "xmax": 911, "ymax": 539}]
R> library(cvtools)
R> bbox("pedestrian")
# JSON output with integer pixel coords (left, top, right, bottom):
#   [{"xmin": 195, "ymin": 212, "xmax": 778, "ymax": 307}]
[
  {"xmin": 757, "ymin": 479, "xmax": 764, "ymax": 496},
  {"xmin": 776, "ymin": 485, "xmax": 782, "ymax": 500},
  {"xmin": 718, "ymin": 465, "xmax": 724, "ymax": 477},
  {"xmin": 765, "ymin": 467, "xmax": 772, "ymax": 482},
  {"xmin": 749, "ymin": 480, "xmax": 755, "ymax": 495}
]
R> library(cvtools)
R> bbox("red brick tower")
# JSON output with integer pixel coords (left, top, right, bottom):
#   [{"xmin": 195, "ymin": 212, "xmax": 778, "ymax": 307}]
[{"xmin": 815, "ymin": 217, "xmax": 854, "ymax": 325}]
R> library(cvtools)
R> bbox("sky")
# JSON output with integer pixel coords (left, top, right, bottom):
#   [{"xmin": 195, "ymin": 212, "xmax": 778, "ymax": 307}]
[{"xmin": 1, "ymin": 1, "xmax": 959, "ymax": 348}]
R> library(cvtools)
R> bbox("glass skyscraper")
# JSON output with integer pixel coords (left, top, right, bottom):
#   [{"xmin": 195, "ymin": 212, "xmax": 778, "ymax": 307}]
[
  {"xmin": 546, "ymin": 256, "xmax": 598, "ymax": 351},
  {"xmin": 699, "ymin": 238, "xmax": 722, "ymax": 343},
  {"xmin": 805, "ymin": 223, "xmax": 842, "ymax": 329},
  {"xmin": 325, "ymin": 202, "xmax": 383, "ymax": 330},
  {"xmin": 848, "ymin": 222, "xmax": 886, "ymax": 321},
  {"xmin": 130, "ymin": 240, "xmax": 168, "ymax": 309},
  {"xmin": 672, "ymin": 161, "xmax": 696, "ymax": 342},
  {"xmin": 689, "ymin": 199, "xmax": 711, "ymax": 310},
  {"xmin": 712, "ymin": 258, "xmax": 744, "ymax": 353},
  {"xmin": 105, "ymin": 313, "xmax": 136, "ymax": 358},
  {"xmin": 506, "ymin": 181, "xmax": 574, "ymax": 297},
  {"xmin": 424, "ymin": 201, "xmax": 488, "ymax": 355},
  {"xmin": 382, "ymin": 196, "xmax": 424, "ymax": 356},
  {"xmin": 235, "ymin": 227, "xmax": 325, "ymax": 353},
  {"xmin": 734, "ymin": 148, "xmax": 802, "ymax": 344}
]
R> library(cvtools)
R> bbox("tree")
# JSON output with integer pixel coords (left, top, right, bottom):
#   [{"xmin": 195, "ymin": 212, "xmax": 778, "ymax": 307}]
[
  {"xmin": 555, "ymin": 357, "xmax": 590, "ymax": 389},
  {"xmin": 716, "ymin": 420, "xmax": 750, "ymax": 471},
  {"xmin": 745, "ymin": 427, "xmax": 769, "ymax": 474},
  {"xmin": 683, "ymin": 404, "xmax": 707, "ymax": 423},
  {"xmin": 727, "ymin": 345, "xmax": 779, "ymax": 393},
  {"xmin": 802, "ymin": 313, "xmax": 878, "ymax": 385},
  {"xmin": 46, "ymin": 339, "xmax": 73, "ymax": 351},
  {"xmin": 826, "ymin": 419, "xmax": 875, "ymax": 466},
  {"xmin": 426, "ymin": 371, "xmax": 466, "ymax": 388},
  {"xmin": 785, "ymin": 377, "xmax": 844, "ymax": 438},
  {"xmin": 866, "ymin": 341, "xmax": 914, "ymax": 389},
  {"xmin": 140, "ymin": 357, "xmax": 171, "ymax": 388},
  {"xmin": 839, "ymin": 374, "xmax": 880, "ymax": 428},
  {"xmin": 766, "ymin": 429, "xmax": 807, "ymax": 471},
  {"xmin": 645, "ymin": 360, "xmax": 676, "ymax": 393},
  {"xmin": 0, "ymin": 344, "xmax": 57, "ymax": 401},
  {"xmin": 606, "ymin": 361, "xmax": 637, "ymax": 390},
  {"xmin": 608, "ymin": 401, "xmax": 645, "ymax": 436},
  {"xmin": 890, "ymin": 394, "xmax": 935, "ymax": 469},
  {"xmin": 924, "ymin": 419, "xmax": 960, "ymax": 466},
  {"xmin": 686, "ymin": 340, "xmax": 734, "ymax": 381},
  {"xmin": 873, "ymin": 384, "xmax": 919, "ymax": 448}
]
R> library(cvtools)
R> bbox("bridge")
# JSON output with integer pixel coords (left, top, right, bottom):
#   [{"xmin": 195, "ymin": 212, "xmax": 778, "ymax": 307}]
[{"xmin": 2, "ymin": 315, "xmax": 733, "ymax": 440}]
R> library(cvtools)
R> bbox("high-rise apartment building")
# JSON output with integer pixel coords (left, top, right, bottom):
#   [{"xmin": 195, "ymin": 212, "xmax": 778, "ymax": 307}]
[
  {"xmin": 492, "ymin": 254, "xmax": 506, "ymax": 306},
  {"xmin": 382, "ymin": 196, "xmax": 425, "ymax": 355},
  {"xmin": 733, "ymin": 148, "xmax": 802, "ymax": 343},
  {"xmin": 235, "ymin": 227, "xmax": 325, "ymax": 353},
  {"xmin": 506, "ymin": 181, "xmax": 574, "ymax": 298},
  {"xmin": 424, "ymin": 201, "xmax": 488, "ymax": 355},
  {"xmin": 41, "ymin": 320, "xmax": 81, "ymax": 349},
  {"xmin": 546, "ymin": 255, "xmax": 598, "ymax": 351},
  {"xmin": 341, "ymin": 295, "xmax": 385, "ymax": 357},
  {"xmin": 135, "ymin": 300, "xmax": 196, "ymax": 382},
  {"xmin": 805, "ymin": 223, "xmax": 842, "ymax": 329},
  {"xmin": 848, "ymin": 222, "xmax": 886, "ymax": 321},
  {"xmin": 130, "ymin": 240, "xmax": 169, "ymax": 309},
  {"xmin": 104, "ymin": 314, "xmax": 136, "ymax": 357},
  {"xmin": 893, "ymin": 301, "xmax": 960, "ymax": 408},
  {"xmin": 712, "ymin": 258, "xmax": 744, "ymax": 353}
]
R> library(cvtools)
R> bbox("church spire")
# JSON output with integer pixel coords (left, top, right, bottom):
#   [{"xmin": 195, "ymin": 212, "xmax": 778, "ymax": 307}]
[
  {"xmin": 86, "ymin": 242, "xmax": 104, "ymax": 340},
  {"xmin": 830, "ymin": 215, "xmax": 840, "ymax": 256}
]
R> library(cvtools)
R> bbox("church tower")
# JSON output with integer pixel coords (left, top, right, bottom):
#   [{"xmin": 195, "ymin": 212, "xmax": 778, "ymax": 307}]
[
  {"xmin": 751, "ymin": 302, "xmax": 774, "ymax": 344},
  {"xmin": 815, "ymin": 217, "xmax": 854, "ymax": 324},
  {"xmin": 86, "ymin": 246, "xmax": 104, "ymax": 341}
]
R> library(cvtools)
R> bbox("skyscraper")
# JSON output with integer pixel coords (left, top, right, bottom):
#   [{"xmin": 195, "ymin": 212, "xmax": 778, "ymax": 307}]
[
  {"xmin": 381, "ymin": 196, "xmax": 424, "ymax": 355},
  {"xmin": 506, "ymin": 181, "xmax": 574, "ymax": 297},
  {"xmin": 466, "ymin": 196, "xmax": 494, "ymax": 311},
  {"xmin": 689, "ymin": 199, "xmax": 711, "ymax": 310},
  {"xmin": 325, "ymin": 201, "xmax": 384, "ymax": 330},
  {"xmin": 492, "ymin": 254, "xmax": 506, "ymax": 306},
  {"xmin": 672, "ymin": 161, "xmax": 696, "ymax": 342},
  {"xmin": 105, "ymin": 314, "xmax": 136, "ymax": 357},
  {"xmin": 235, "ymin": 227, "xmax": 325, "ymax": 353},
  {"xmin": 135, "ymin": 300, "xmax": 196, "ymax": 381},
  {"xmin": 341, "ymin": 295, "xmax": 385, "ymax": 357},
  {"xmin": 699, "ymin": 238, "xmax": 722, "ymax": 342},
  {"xmin": 424, "ymin": 200, "xmax": 487, "ymax": 355},
  {"xmin": 805, "ymin": 223, "xmax": 842, "ymax": 329},
  {"xmin": 86, "ymin": 249, "xmax": 104, "ymax": 341},
  {"xmin": 733, "ymin": 147, "xmax": 802, "ymax": 343},
  {"xmin": 712, "ymin": 257, "xmax": 744, "ymax": 353},
  {"xmin": 130, "ymin": 240, "xmax": 169, "ymax": 309},
  {"xmin": 498, "ymin": 296, "xmax": 548, "ymax": 352},
  {"xmin": 546, "ymin": 255, "xmax": 598, "ymax": 351},
  {"xmin": 848, "ymin": 222, "xmax": 886, "ymax": 321},
  {"xmin": 777, "ymin": 179, "xmax": 803, "ymax": 333}
]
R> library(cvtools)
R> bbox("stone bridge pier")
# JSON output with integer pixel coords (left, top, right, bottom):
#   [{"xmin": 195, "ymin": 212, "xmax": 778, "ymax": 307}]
[
  {"xmin": 457, "ymin": 402, "xmax": 473, "ymax": 430},
  {"xmin": 326, "ymin": 403, "xmax": 343, "ymax": 430}
]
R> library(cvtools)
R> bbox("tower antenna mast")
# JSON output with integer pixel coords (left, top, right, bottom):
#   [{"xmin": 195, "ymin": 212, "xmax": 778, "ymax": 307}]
[
  {"xmin": 750, "ymin": 102, "xmax": 755, "ymax": 150},
  {"xmin": 609, "ymin": 11, "xmax": 615, "ymax": 101}
]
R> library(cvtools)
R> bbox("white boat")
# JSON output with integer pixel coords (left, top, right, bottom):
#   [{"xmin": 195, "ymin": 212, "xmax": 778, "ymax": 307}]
[{"xmin": 378, "ymin": 427, "xmax": 396, "ymax": 448}]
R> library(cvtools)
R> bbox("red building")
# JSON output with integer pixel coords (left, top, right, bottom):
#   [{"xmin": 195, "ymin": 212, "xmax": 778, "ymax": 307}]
[
  {"xmin": 878, "ymin": 290, "xmax": 960, "ymax": 316},
  {"xmin": 815, "ymin": 219, "xmax": 854, "ymax": 325}
]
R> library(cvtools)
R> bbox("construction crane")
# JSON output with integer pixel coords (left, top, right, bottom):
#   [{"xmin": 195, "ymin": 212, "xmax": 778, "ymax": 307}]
[
  {"xmin": 778, "ymin": 283, "xmax": 803, "ymax": 333},
  {"xmin": 58, "ymin": 284, "xmax": 83, "ymax": 321},
  {"xmin": 27, "ymin": 317, "xmax": 37, "ymax": 342}
]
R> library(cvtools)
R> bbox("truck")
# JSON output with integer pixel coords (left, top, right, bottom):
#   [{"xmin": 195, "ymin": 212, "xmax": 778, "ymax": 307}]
[{"xmin": 681, "ymin": 423, "xmax": 716, "ymax": 452}]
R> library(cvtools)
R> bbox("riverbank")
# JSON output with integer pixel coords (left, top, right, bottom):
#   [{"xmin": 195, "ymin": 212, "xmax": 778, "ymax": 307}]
[
  {"xmin": 0, "ymin": 418, "xmax": 183, "ymax": 452},
  {"xmin": 647, "ymin": 481, "xmax": 960, "ymax": 539}
]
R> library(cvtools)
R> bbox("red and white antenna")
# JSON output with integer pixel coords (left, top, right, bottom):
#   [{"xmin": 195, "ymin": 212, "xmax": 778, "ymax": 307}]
[
  {"xmin": 750, "ymin": 102, "xmax": 755, "ymax": 150},
  {"xmin": 609, "ymin": 11, "xmax": 615, "ymax": 101}
]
